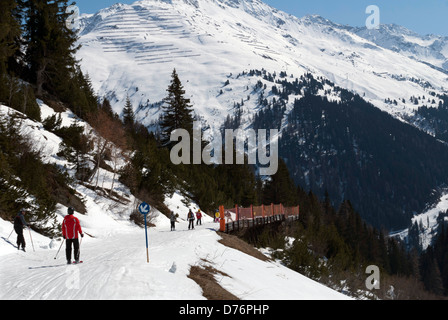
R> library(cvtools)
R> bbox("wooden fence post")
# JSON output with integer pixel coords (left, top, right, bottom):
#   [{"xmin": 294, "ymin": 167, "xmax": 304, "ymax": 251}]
[{"xmin": 219, "ymin": 205, "xmax": 225, "ymax": 232}]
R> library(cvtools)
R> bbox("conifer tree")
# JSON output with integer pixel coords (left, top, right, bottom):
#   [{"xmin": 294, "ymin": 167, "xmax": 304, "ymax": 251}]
[
  {"xmin": 0, "ymin": 0, "xmax": 24, "ymax": 106},
  {"xmin": 262, "ymin": 158, "xmax": 298, "ymax": 206},
  {"xmin": 70, "ymin": 68, "xmax": 98, "ymax": 118},
  {"xmin": 122, "ymin": 95, "xmax": 135, "ymax": 131},
  {"xmin": 23, "ymin": 0, "xmax": 79, "ymax": 97},
  {"xmin": 0, "ymin": 0, "xmax": 22, "ymax": 76},
  {"xmin": 160, "ymin": 69, "xmax": 194, "ymax": 147}
]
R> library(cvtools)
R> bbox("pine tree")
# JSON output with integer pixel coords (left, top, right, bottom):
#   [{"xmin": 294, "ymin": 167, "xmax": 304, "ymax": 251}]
[
  {"xmin": 421, "ymin": 246, "xmax": 445, "ymax": 295},
  {"xmin": 160, "ymin": 69, "xmax": 194, "ymax": 147},
  {"xmin": 0, "ymin": 0, "xmax": 24, "ymax": 106},
  {"xmin": 69, "ymin": 67, "xmax": 98, "ymax": 118},
  {"xmin": 122, "ymin": 95, "xmax": 135, "ymax": 131},
  {"xmin": 0, "ymin": 0, "xmax": 22, "ymax": 76},
  {"xmin": 23, "ymin": 0, "xmax": 79, "ymax": 97},
  {"xmin": 262, "ymin": 158, "xmax": 298, "ymax": 206}
]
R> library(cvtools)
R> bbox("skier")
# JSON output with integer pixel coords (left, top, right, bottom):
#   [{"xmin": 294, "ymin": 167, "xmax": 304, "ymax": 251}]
[
  {"xmin": 170, "ymin": 211, "xmax": 177, "ymax": 231},
  {"xmin": 215, "ymin": 211, "xmax": 220, "ymax": 223},
  {"xmin": 187, "ymin": 209, "xmax": 195, "ymax": 230},
  {"xmin": 62, "ymin": 207, "xmax": 84, "ymax": 264},
  {"xmin": 196, "ymin": 209, "xmax": 202, "ymax": 226},
  {"xmin": 14, "ymin": 209, "xmax": 29, "ymax": 252}
]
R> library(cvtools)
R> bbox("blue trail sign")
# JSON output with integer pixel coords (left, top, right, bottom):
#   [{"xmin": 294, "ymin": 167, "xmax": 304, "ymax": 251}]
[{"xmin": 139, "ymin": 202, "xmax": 151, "ymax": 263}]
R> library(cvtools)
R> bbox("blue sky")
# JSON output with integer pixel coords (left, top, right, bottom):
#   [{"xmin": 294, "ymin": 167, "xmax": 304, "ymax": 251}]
[{"xmin": 73, "ymin": 0, "xmax": 448, "ymax": 36}]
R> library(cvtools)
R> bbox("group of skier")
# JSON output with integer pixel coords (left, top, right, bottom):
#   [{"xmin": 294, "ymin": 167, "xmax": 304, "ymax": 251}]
[
  {"xmin": 12, "ymin": 205, "xmax": 220, "ymax": 263},
  {"xmin": 170, "ymin": 208, "xmax": 221, "ymax": 231},
  {"xmin": 13, "ymin": 207, "xmax": 84, "ymax": 265},
  {"xmin": 170, "ymin": 208, "xmax": 203, "ymax": 231}
]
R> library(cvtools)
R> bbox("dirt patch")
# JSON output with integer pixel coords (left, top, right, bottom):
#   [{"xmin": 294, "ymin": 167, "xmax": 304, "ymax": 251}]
[
  {"xmin": 217, "ymin": 232, "xmax": 270, "ymax": 262},
  {"xmin": 188, "ymin": 232, "xmax": 270, "ymax": 300},
  {"xmin": 188, "ymin": 264, "xmax": 239, "ymax": 300}
]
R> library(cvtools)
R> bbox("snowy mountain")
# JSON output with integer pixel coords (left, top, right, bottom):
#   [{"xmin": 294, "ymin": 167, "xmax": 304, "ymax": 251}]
[
  {"xmin": 352, "ymin": 24, "xmax": 448, "ymax": 74},
  {"xmin": 76, "ymin": 0, "xmax": 448, "ymax": 133},
  {"xmin": 73, "ymin": 0, "xmax": 448, "ymax": 235}
]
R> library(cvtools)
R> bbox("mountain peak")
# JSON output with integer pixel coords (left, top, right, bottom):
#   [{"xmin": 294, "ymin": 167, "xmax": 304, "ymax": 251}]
[
  {"xmin": 77, "ymin": 0, "xmax": 448, "ymax": 124},
  {"xmin": 350, "ymin": 22, "xmax": 448, "ymax": 71},
  {"xmin": 297, "ymin": 14, "xmax": 346, "ymax": 30},
  {"xmin": 133, "ymin": 0, "xmax": 260, "ymax": 8},
  {"xmin": 301, "ymin": 14, "xmax": 329, "ymax": 23}
]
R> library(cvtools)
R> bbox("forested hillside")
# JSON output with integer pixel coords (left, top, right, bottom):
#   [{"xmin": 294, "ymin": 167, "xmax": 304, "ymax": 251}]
[{"xmin": 225, "ymin": 71, "xmax": 448, "ymax": 230}]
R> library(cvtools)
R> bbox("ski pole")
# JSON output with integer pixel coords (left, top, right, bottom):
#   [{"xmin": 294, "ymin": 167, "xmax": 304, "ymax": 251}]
[
  {"xmin": 54, "ymin": 239, "xmax": 65, "ymax": 259},
  {"xmin": 28, "ymin": 227, "xmax": 35, "ymax": 252},
  {"xmin": 7, "ymin": 228, "xmax": 14, "ymax": 240},
  {"xmin": 79, "ymin": 236, "xmax": 83, "ymax": 259}
]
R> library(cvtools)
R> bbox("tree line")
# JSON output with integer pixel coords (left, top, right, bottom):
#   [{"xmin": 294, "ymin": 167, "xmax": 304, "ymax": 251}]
[{"xmin": 0, "ymin": 0, "xmax": 97, "ymax": 121}]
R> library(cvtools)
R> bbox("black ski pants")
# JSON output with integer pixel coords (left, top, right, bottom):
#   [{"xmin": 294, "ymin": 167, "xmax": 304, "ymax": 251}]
[
  {"xmin": 66, "ymin": 238, "xmax": 80, "ymax": 262},
  {"xmin": 15, "ymin": 227, "xmax": 25, "ymax": 249}
]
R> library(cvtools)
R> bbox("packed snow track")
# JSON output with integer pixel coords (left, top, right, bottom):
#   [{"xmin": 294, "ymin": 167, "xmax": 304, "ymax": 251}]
[{"xmin": 0, "ymin": 217, "xmax": 349, "ymax": 300}]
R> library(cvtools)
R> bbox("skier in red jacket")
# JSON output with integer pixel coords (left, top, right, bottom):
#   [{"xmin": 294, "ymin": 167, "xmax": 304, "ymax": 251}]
[
  {"xmin": 196, "ymin": 209, "xmax": 202, "ymax": 226},
  {"xmin": 62, "ymin": 207, "xmax": 84, "ymax": 264}
]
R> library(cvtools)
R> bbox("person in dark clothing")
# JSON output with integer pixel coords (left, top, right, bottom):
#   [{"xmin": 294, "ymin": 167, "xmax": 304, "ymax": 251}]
[
  {"xmin": 62, "ymin": 207, "xmax": 84, "ymax": 264},
  {"xmin": 187, "ymin": 209, "xmax": 195, "ymax": 230},
  {"xmin": 14, "ymin": 209, "xmax": 28, "ymax": 252},
  {"xmin": 170, "ymin": 211, "xmax": 177, "ymax": 231}
]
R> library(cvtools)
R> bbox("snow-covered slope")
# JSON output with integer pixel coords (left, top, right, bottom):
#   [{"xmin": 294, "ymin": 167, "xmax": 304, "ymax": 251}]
[
  {"xmin": 77, "ymin": 0, "xmax": 448, "ymax": 133},
  {"xmin": 394, "ymin": 191, "xmax": 448, "ymax": 251},
  {"xmin": 0, "ymin": 103, "xmax": 349, "ymax": 300},
  {"xmin": 352, "ymin": 24, "xmax": 448, "ymax": 74},
  {"xmin": 0, "ymin": 213, "xmax": 349, "ymax": 300}
]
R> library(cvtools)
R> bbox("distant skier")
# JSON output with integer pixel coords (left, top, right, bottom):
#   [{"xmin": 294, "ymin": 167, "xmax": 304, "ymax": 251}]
[
  {"xmin": 14, "ymin": 209, "xmax": 29, "ymax": 252},
  {"xmin": 196, "ymin": 209, "xmax": 202, "ymax": 226},
  {"xmin": 170, "ymin": 211, "xmax": 177, "ymax": 231},
  {"xmin": 62, "ymin": 207, "xmax": 84, "ymax": 264},
  {"xmin": 215, "ymin": 211, "xmax": 220, "ymax": 223},
  {"xmin": 187, "ymin": 209, "xmax": 195, "ymax": 230}
]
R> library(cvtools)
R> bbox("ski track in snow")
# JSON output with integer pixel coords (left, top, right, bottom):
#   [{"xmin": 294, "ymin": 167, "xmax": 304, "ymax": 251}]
[{"xmin": 0, "ymin": 218, "xmax": 349, "ymax": 300}]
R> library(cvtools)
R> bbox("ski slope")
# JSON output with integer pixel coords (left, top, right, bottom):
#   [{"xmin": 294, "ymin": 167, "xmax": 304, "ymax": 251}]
[
  {"xmin": 0, "ymin": 212, "xmax": 350, "ymax": 300},
  {"xmin": 0, "ymin": 97, "xmax": 349, "ymax": 300}
]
